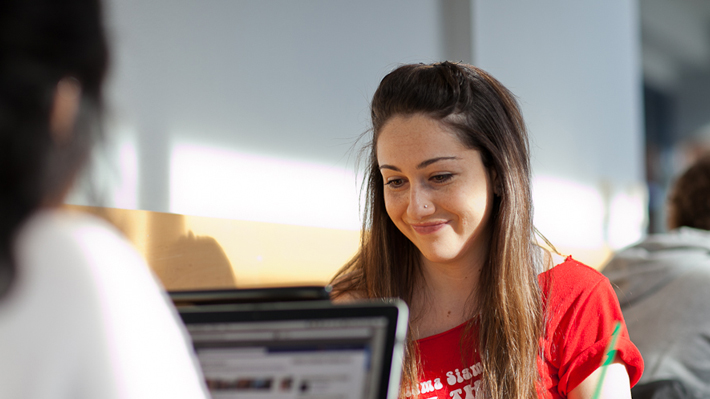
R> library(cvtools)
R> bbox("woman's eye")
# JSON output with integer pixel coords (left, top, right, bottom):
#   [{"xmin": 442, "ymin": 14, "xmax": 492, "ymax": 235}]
[
  {"xmin": 431, "ymin": 174, "xmax": 453, "ymax": 183},
  {"xmin": 385, "ymin": 178, "xmax": 405, "ymax": 188}
]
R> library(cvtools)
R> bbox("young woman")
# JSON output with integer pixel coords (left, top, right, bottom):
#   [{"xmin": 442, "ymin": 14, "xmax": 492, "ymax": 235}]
[
  {"xmin": 0, "ymin": 1, "xmax": 208, "ymax": 397},
  {"xmin": 331, "ymin": 62, "xmax": 643, "ymax": 399}
]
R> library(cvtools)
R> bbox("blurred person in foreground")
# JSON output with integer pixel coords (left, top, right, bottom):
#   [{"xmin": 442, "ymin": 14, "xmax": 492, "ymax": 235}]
[
  {"xmin": 603, "ymin": 152, "xmax": 710, "ymax": 398},
  {"xmin": 0, "ymin": 1, "xmax": 208, "ymax": 398}
]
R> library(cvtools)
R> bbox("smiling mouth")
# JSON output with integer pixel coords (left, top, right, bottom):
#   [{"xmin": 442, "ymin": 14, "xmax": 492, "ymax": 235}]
[{"xmin": 411, "ymin": 222, "xmax": 447, "ymax": 235}]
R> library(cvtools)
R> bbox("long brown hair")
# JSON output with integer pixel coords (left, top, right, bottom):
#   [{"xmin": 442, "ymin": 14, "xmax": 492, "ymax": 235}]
[{"xmin": 331, "ymin": 62, "xmax": 544, "ymax": 399}]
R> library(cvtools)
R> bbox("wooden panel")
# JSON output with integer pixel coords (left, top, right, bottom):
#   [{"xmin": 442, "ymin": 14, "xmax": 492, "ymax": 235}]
[{"xmin": 64, "ymin": 205, "xmax": 360, "ymax": 290}]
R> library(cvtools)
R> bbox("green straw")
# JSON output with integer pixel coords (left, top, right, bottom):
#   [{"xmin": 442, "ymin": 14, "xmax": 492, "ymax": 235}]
[{"xmin": 591, "ymin": 321, "xmax": 622, "ymax": 399}]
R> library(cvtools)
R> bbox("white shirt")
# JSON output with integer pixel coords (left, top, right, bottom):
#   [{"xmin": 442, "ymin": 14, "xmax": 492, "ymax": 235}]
[{"xmin": 0, "ymin": 210, "xmax": 209, "ymax": 398}]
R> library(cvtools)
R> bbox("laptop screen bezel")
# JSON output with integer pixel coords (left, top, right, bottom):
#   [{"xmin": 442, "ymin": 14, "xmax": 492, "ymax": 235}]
[{"xmin": 179, "ymin": 300, "xmax": 407, "ymax": 399}]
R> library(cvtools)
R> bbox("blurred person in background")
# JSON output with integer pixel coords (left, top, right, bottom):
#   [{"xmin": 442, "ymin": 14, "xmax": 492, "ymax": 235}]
[
  {"xmin": 603, "ymin": 152, "xmax": 710, "ymax": 398},
  {"xmin": 0, "ymin": 1, "xmax": 208, "ymax": 398}
]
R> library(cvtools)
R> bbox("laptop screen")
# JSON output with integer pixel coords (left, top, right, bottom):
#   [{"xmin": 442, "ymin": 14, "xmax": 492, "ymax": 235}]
[{"xmin": 180, "ymin": 301, "xmax": 408, "ymax": 399}]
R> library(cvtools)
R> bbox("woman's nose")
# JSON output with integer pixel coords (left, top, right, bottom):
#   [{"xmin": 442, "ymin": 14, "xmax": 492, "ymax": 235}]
[{"xmin": 407, "ymin": 185, "xmax": 434, "ymax": 219}]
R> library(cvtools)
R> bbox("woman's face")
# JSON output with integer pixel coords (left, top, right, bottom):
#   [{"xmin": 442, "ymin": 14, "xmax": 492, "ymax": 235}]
[{"xmin": 376, "ymin": 113, "xmax": 496, "ymax": 267}]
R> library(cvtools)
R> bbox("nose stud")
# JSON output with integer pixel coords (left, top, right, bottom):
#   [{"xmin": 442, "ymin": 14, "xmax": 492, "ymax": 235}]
[{"xmin": 424, "ymin": 205, "xmax": 428, "ymax": 208}]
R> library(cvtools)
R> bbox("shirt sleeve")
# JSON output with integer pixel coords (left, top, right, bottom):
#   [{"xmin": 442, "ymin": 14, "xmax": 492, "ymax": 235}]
[{"xmin": 541, "ymin": 258, "xmax": 644, "ymax": 396}]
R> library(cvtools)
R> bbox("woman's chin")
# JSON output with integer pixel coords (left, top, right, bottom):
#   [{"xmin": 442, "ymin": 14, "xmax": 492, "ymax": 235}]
[{"xmin": 419, "ymin": 250, "xmax": 461, "ymax": 265}]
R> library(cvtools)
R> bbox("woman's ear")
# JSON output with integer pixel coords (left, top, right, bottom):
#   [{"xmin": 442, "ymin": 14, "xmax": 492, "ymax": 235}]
[
  {"xmin": 49, "ymin": 77, "xmax": 82, "ymax": 145},
  {"xmin": 490, "ymin": 168, "xmax": 501, "ymax": 196}
]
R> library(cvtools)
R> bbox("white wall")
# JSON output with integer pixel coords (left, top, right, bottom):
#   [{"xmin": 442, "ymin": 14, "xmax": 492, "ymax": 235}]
[
  {"xmin": 72, "ymin": 0, "xmax": 447, "ymax": 230},
  {"xmin": 69, "ymin": 0, "xmax": 645, "ymax": 251},
  {"xmin": 473, "ymin": 0, "xmax": 646, "ymax": 250}
]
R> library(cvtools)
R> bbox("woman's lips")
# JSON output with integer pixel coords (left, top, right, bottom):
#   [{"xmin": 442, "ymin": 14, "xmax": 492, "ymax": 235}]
[{"xmin": 411, "ymin": 221, "xmax": 447, "ymax": 235}]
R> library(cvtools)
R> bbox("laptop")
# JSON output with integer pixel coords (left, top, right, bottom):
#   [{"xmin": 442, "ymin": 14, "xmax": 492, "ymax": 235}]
[
  {"xmin": 179, "ymin": 299, "xmax": 408, "ymax": 399},
  {"xmin": 170, "ymin": 286, "xmax": 333, "ymax": 308}
]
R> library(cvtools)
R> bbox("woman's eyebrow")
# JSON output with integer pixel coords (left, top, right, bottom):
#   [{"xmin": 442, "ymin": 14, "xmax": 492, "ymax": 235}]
[
  {"xmin": 379, "ymin": 156, "xmax": 459, "ymax": 172},
  {"xmin": 379, "ymin": 164, "xmax": 400, "ymax": 171},
  {"xmin": 417, "ymin": 156, "xmax": 459, "ymax": 169}
]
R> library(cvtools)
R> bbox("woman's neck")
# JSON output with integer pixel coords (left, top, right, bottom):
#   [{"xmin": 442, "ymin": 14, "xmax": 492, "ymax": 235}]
[{"xmin": 411, "ymin": 253, "xmax": 485, "ymax": 339}]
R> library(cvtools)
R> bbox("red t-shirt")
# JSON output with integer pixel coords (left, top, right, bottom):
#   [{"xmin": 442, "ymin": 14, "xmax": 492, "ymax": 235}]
[{"xmin": 411, "ymin": 257, "xmax": 643, "ymax": 399}]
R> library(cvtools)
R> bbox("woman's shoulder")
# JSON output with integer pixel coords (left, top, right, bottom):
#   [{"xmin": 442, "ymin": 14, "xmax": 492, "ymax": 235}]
[
  {"xmin": 21, "ymin": 209, "xmax": 142, "ymax": 266},
  {"xmin": 541, "ymin": 255, "xmax": 607, "ymax": 283},
  {"xmin": 21, "ymin": 209, "xmax": 129, "ymax": 251},
  {"xmin": 538, "ymin": 255, "xmax": 612, "ymax": 305},
  {"xmin": 16, "ymin": 209, "xmax": 158, "ymax": 296}
]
